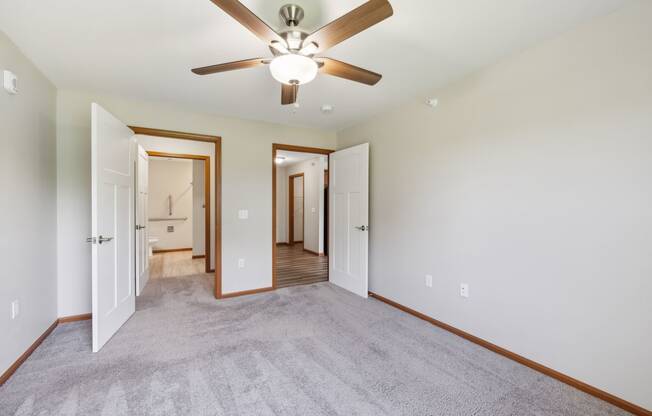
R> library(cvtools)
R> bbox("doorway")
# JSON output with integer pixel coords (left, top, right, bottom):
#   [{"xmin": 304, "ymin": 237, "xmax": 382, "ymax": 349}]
[
  {"xmin": 145, "ymin": 151, "xmax": 211, "ymax": 280},
  {"xmin": 130, "ymin": 126, "xmax": 222, "ymax": 299},
  {"xmin": 273, "ymin": 144, "xmax": 333, "ymax": 289}
]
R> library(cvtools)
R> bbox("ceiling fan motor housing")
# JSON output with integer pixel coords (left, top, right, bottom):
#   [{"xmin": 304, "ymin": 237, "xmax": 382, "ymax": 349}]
[{"xmin": 280, "ymin": 4, "xmax": 305, "ymax": 27}]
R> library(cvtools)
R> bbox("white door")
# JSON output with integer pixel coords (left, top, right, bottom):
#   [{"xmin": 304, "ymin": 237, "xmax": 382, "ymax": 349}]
[
  {"xmin": 329, "ymin": 143, "xmax": 369, "ymax": 298},
  {"xmin": 135, "ymin": 145, "xmax": 149, "ymax": 295},
  {"xmin": 91, "ymin": 103, "xmax": 135, "ymax": 352}
]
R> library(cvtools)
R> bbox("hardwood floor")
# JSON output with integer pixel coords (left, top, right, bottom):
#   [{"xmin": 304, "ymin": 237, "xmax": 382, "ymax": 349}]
[
  {"xmin": 276, "ymin": 243, "xmax": 328, "ymax": 288},
  {"xmin": 149, "ymin": 250, "xmax": 208, "ymax": 279}
]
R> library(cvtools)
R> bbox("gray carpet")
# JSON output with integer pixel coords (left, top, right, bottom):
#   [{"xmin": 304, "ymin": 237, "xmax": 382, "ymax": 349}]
[{"xmin": 0, "ymin": 275, "xmax": 628, "ymax": 416}]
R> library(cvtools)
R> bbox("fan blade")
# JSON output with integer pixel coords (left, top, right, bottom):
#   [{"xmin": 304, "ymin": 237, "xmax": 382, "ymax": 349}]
[
  {"xmin": 281, "ymin": 83, "xmax": 299, "ymax": 105},
  {"xmin": 319, "ymin": 58, "xmax": 382, "ymax": 86},
  {"xmin": 209, "ymin": 0, "xmax": 284, "ymax": 45},
  {"xmin": 304, "ymin": 0, "xmax": 393, "ymax": 53},
  {"xmin": 192, "ymin": 58, "xmax": 266, "ymax": 75}
]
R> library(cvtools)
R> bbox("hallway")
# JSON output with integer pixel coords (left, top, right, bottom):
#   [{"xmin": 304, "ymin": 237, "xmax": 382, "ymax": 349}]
[{"xmin": 276, "ymin": 244, "xmax": 328, "ymax": 288}]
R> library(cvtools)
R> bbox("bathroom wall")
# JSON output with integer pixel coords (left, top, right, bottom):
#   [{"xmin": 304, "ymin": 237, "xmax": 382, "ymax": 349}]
[{"xmin": 147, "ymin": 158, "xmax": 193, "ymax": 251}]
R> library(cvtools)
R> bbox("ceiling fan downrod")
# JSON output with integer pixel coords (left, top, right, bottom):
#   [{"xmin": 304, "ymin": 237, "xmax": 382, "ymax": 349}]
[{"xmin": 280, "ymin": 4, "xmax": 305, "ymax": 27}]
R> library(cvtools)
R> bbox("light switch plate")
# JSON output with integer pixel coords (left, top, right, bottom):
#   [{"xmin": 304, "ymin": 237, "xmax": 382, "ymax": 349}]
[
  {"xmin": 425, "ymin": 275, "xmax": 433, "ymax": 288},
  {"xmin": 4, "ymin": 70, "xmax": 18, "ymax": 94},
  {"xmin": 238, "ymin": 209, "xmax": 249, "ymax": 219}
]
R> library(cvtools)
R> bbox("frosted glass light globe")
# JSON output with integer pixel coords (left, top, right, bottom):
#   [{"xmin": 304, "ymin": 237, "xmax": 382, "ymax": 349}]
[{"xmin": 269, "ymin": 54, "xmax": 318, "ymax": 85}]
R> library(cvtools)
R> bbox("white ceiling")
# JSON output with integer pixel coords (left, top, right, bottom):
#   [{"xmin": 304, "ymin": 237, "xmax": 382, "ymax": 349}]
[
  {"xmin": 0, "ymin": 0, "xmax": 630, "ymax": 129},
  {"xmin": 277, "ymin": 150, "xmax": 326, "ymax": 167},
  {"xmin": 149, "ymin": 156, "xmax": 193, "ymax": 165}
]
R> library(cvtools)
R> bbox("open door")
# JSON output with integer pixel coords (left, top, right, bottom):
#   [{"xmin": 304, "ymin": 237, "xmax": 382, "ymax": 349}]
[
  {"xmin": 91, "ymin": 103, "xmax": 135, "ymax": 352},
  {"xmin": 135, "ymin": 145, "xmax": 149, "ymax": 295},
  {"xmin": 329, "ymin": 143, "xmax": 369, "ymax": 298}
]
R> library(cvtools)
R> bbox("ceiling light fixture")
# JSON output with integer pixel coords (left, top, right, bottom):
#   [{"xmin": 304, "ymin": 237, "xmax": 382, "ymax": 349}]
[
  {"xmin": 275, "ymin": 156, "xmax": 286, "ymax": 164},
  {"xmin": 269, "ymin": 54, "xmax": 318, "ymax": 86},
  {"xmin": 299, "ymin": 42, "xmax": 319, "ymax": 56}
]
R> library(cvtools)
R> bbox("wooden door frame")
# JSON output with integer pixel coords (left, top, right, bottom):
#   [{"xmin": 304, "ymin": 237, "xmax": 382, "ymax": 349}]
[
  {"xmin": 288, "ymin": 173, "xmax": 305, "ymax": 245},
  {"xmin": 130, "ymin": 126, "xmax": 223, "ymax": 299},
  {"xmin": 146, "ymin": 151, "xmax": 211, "ymax": 274},
  {"xmin": 272, "ymin": 144, "xmax": 334, "ymax": 289}
]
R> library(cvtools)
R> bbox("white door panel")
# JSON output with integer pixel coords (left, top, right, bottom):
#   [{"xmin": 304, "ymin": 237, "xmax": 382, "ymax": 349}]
[
  {"xmin": 91, "ymin": 103, "xmax": 135, "ymax": 352},
  {"xmin": 329, "ymin": 143, "xmax": 369, "ymax": 298},
  {"xmin": 136, "ymin": 145, "xmax": 149, "ymax": 295}
]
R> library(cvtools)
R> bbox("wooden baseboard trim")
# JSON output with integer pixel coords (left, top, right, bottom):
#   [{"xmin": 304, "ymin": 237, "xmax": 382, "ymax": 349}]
[
  {"xmin": 1, "ymin": 312, "xmax": 94, "ymax": 386},
  {"xmin": 58, "ymin": 313, "xmax": 92, "ymax": 324},
  {"xmin": 369, "ymin": 292, "xmax": 650, "ymax": 416},
  {"xmin": 276, "ymin": 242, "xmax": 289, "ymax": 246},
  {"xmin": 0, "ymin": 320, "xmax": 58, "ymax": 386},
  {"xmin": 153, "ymin": 248, "xmax": 192, "ymax": 254},
  {"xmin": 221, "ymin": 286, "xmax": 274, "ymax": 299},
  {"xmin": 192, "ymin": 255, "xmax": 205, "ymax": 259}
]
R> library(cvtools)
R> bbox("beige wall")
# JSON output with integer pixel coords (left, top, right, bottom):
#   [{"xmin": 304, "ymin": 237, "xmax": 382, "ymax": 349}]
[
  {"xmin": 337, "ymin": 2, "xmax": 652, "ymax": 410},
  {"xmin": 287, "ymin": 157, "xmax": 326, "ymax": 253},
  {"xmin": 192, "ymin": 160, "xmax": 206, "ymax": 257},
  {"xmin": 275, "ymin": 165, "xmax": 288, "ymax": 243},
  {"xmin": 56, "ymin": 90, "xmax": 336, "ymax": 314},
  {"xmin": 0, "ymin": 32, "xmax": 57, "ymax": 376},
  {"xmin": 276, "ymin": 157, "xmax": 327, "ymax": 254}
]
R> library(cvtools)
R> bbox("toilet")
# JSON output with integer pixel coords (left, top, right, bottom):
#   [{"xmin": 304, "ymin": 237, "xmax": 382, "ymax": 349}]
[{"xmin": 148, "ymin": 237, "xmax": 159, "ymax": 257}]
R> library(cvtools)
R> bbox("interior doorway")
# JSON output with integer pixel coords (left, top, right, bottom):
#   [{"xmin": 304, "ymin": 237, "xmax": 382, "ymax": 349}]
[
  {"xmin": 145, "ymin": 151, "xmax": 211, "ymax": 280},
  {"xmin": 130, "ymin": 126, "xmax": 223, "ymax": 299},
  {"xmin": 273, "ymin": 144, "xmax": 333, "ymax": 289}
]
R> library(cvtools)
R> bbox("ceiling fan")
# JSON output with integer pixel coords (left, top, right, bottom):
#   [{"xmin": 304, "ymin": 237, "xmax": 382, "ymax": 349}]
[{"xmin": 192, "ymin": 0, "xmax": 393, "ymax": 105}]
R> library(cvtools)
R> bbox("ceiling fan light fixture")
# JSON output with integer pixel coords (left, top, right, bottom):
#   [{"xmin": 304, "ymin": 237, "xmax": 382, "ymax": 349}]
[
  {"xmin": 270, "ymin": 40, "xmax": 290, "ymax": 55},
  {"xmin": 299, "ymin": 42, "xmax": 318, "ymax": 56},
  {"xmin": 270, "ymin": 54, "xmax": 318, "ymax": 85}
]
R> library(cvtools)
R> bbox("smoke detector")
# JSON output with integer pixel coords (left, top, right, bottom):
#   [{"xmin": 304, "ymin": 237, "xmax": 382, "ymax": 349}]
[{"xmin": 426, "ymin": 98, "xmax": 438, "ymax": 108}]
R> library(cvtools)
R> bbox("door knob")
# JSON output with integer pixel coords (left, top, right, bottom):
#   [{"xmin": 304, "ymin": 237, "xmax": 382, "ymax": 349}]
[
  {"xmin": 136, "ymin": 225, "xmax": 146, "ymax": 230},
  {"xmin": 355, "ymin": 225, "xmax": 368, "ymax": 231},
  {"xmin": 98, "ymin": 235, "xmax": 114, "ymax": 244}
]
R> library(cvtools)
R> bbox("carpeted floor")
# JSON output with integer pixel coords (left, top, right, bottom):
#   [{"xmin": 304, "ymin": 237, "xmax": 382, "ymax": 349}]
[{"xmin": 0, "ymin": 275, "xmax": 628, "ymax": 415}]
